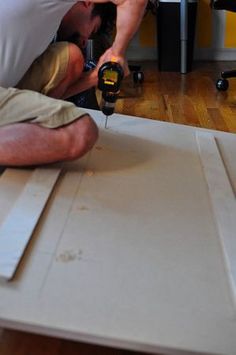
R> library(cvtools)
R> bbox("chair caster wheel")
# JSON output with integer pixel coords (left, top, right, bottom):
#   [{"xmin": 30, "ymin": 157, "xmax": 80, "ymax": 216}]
[
  {"xmin": 216, "ymin": 78, "xmax": 229, "ymax": 91},
  {"xmin": 133, "ymin": 71, "xmax": 144, "ymax": 84}
]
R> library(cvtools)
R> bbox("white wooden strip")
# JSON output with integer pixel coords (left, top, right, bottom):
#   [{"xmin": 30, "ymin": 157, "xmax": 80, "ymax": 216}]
[
  {"xmin": 0, "ymin": 169, "xmax": 33, "ymax": 225},
  {"xmin": 196, "ymin": 132, "xmax": 236, "ymax": 302},
  {"xmin": 0, "ymin": 168, "xmax": 61, "ymax": 281}
]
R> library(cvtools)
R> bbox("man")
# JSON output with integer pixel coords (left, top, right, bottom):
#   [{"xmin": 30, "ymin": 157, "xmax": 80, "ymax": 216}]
[
  {"xmin": 0, "ymin": 0, "xmax": 147, "ymax": 167},
  {"xmin": 17, "ymin": 2, "xmax": 118, "ymax": 100}
]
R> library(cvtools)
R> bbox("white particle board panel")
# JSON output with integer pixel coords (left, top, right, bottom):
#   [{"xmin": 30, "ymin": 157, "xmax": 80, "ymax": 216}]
[
  {"xmin": 0, "ymin": 111, "xmax": 236, "ymax": 355},
  {"xmin": 0, "ymin": 168, "xmax": 61, "ymax": 280}
]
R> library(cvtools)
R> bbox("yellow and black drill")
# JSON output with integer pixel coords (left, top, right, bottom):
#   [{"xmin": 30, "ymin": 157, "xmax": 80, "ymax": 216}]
[{"xmin": 98, "ymin": 60, "xmax": 124, "ymax": 128}]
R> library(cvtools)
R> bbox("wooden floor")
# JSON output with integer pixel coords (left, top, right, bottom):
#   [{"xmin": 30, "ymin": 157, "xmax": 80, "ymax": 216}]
[
  {"xmin": 1, "ymin": 60, "xmax": 236, "ymax": 355},
  {"xmin": 117, "ymin": 60, "xmax": 236, "ymax": 133}
]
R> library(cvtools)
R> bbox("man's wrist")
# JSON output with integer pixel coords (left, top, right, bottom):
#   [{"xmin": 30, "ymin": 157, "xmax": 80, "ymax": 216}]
[{"xmin": 111, "ymin": 44, "xmax": 126, "ymax": 58}]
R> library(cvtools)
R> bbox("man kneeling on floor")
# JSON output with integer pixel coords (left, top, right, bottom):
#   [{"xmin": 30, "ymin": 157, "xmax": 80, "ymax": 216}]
[{"xmin": 0, "ymin": 0, "xmax": 147, "ymax": 167}]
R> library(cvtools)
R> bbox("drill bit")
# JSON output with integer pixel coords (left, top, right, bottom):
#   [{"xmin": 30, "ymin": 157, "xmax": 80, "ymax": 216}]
[{"xmin": 105, "ymin": 115, "xmax": 108, "ymax": 129}]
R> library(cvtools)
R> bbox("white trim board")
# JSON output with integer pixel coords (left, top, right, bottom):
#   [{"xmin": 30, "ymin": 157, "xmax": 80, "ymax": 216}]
[
  {"xmin": 196, "ymin": 132, "xmax": 236, "ymax": 305},
  {"xmin": 0, "ymin": 168, "xmax": 61, "ymax": 281}
]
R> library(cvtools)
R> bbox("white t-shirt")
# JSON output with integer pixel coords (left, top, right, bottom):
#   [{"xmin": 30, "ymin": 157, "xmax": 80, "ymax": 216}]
[{"xmin": 0, "ymin": 0, "xmax": 78, "ymax": 87}]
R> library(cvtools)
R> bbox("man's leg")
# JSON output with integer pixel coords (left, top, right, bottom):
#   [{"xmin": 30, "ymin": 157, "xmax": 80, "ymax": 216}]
[
  {"xmin": 0, "ymin": 87, "xmax": 98, "ymax": 166},
  {"xmin": 0, "ymin": 115, "xmax": 98, "ymax": 166},
  {"xmin": 17, "ymin": 42, "xmax": 86, "ymax": 100},
  {"xmin": 47, "ymin": 43, "xmax": 85, "ymax": 99}
]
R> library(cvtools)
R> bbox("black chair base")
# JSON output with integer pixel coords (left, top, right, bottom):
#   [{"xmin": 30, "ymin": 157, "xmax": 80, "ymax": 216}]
[
  {"xmin": 216, "ymin": 70, "xmax": 236, "ymax": 91},
  {"xmin": 211, "ymin": 1, "xmax": 236, "ymax": 91}
]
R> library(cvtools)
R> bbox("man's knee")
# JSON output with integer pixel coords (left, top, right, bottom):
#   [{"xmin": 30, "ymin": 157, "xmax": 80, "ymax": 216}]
[
  {"xmin": 66, "ymin": 114, "xmax": 98, "ymax": 160},
  {"xmin": 67, "ymin": 43, "xmax": 85, "ymax": 79}
]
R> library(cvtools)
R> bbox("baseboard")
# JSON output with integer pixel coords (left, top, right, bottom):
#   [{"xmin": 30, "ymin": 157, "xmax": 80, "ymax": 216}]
[
  {"xmin": 195, "ymin": 48, "xmax": 236, "ymax": 61},
  {"xmin": 127, "ymin": 46, "xmax": 236, "ymax": 62},
  {"xmin": 127, "ymin": 46, "xmax": 157, "ymax": 61}
]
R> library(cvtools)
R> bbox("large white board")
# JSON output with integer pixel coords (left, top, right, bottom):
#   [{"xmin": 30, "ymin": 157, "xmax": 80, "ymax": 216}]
[{"xmin": 0, "ymin": 110, "xmax": 236, "ymax": 355}]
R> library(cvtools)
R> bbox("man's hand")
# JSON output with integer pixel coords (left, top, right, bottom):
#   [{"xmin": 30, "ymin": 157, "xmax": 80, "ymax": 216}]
[
  {"xmin": 61, "ymin": 48, "xmax": 129, "ymax": 100},
  {"xmin": 96, "ymin": 47, "xmax": 130, "ymax": 77}
]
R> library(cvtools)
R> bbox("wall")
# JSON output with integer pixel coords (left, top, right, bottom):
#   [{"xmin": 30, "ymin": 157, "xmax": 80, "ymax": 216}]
[{"xmin": 127, "ymin": 0, "xmax": 236, "ymax": 61}]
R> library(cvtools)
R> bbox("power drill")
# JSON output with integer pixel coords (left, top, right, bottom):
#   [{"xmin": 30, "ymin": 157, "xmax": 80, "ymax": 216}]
[{"xmin": 98, "ymin": 60, "xmax": 124, "ymax": 128}]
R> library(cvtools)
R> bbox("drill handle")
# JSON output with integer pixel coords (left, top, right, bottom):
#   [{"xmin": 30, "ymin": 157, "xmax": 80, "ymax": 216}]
[{"xmin": 98, "ymin": 61, "xmax": 124, "ymax": 93}]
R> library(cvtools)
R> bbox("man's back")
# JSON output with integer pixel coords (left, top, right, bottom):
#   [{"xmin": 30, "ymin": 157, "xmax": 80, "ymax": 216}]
[{"xmin": 0, "ymin": 0, "xmax": 77, "ymax": 87}]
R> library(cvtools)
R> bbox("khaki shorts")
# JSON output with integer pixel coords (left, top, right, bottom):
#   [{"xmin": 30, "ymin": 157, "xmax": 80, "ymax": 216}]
[
  {"xmin": 18, "ymin": 42, "xmax": 70, "ymax": 96},
  {"xmin": 0, "ymin": 42, "xmax": 87, "ymax": 128}
]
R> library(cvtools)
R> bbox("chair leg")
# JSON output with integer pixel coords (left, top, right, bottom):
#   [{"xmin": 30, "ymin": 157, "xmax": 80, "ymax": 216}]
[{"xmin": 221, "ymin": 70, "xmax": 236, "ymax": 79}]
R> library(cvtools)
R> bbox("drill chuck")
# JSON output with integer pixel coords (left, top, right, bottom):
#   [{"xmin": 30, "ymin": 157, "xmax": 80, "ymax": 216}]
[{"xmin": 101, "ymin": 91, "xmax": 118, "ymax": 116}]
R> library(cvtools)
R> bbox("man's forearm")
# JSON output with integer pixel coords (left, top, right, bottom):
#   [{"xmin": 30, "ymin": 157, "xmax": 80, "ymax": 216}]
[
  {"xmin": 90, "ymin": 0, "xmax": 147, "ymax": 56},
  {"xmin": 112, "ymin": 0, "xmax": 147, "ymax": 56},
  {"xmin": 61, "ymin": 70, "xmax": 98, "ymax": 100}
]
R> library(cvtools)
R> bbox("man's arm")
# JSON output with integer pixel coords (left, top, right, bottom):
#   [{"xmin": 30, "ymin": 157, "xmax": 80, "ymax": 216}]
[
  {"xmin": 111, "ymin": 0, "xmax": 147, "ymax": 56},
  {"xmin": 90, "ymin": 0, "xmax": 147, "ymax": 64}
]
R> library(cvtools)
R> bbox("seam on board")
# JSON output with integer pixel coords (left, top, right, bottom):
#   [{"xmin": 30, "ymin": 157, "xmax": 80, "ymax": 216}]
[{"xmin": 38, "ymin": 151, "xmax": 94, "ymax": 295}]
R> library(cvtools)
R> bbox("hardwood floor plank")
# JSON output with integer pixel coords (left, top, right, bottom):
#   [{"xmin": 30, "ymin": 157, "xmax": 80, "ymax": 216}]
[
  {"xmin": 193, "ymin": 96, "xmax": 216, "ymax": 130},
  {"xmin": 220, "ymin": 106, "xmax": 236, "ymax": 133},
  {"xmin": 207, "ymin": 107, "xmax": 229, "ymax": 132}
]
